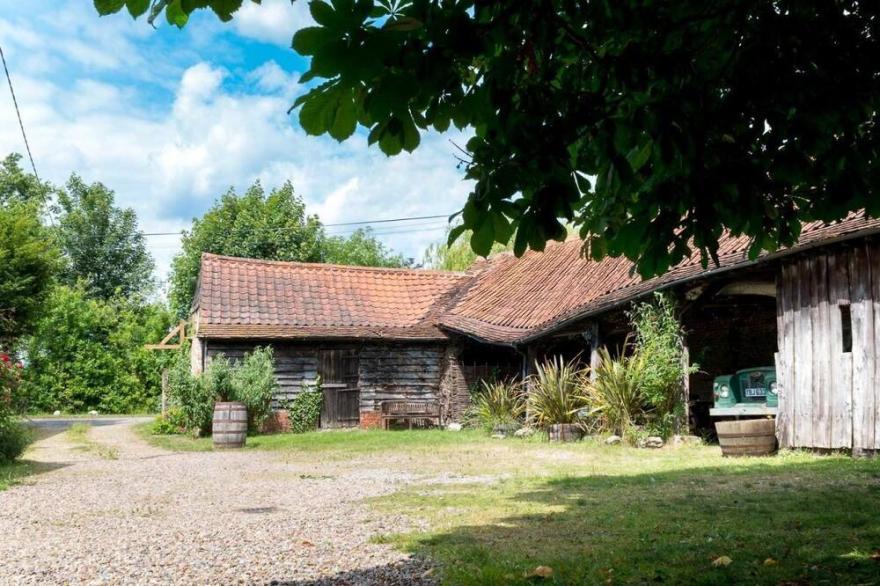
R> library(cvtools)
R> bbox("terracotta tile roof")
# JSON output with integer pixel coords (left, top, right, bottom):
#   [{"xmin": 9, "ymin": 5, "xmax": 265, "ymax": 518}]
[
  {"xmin": 195, "ymin": 254, "xmax": 467, "ymax": 340},
  {"xmin": 439, "ymin": 212, "xmax": 880, "ymax": 343},
  {"xmin": 195, "ymin": 213, "xmax": 880, "ymax": 345}
]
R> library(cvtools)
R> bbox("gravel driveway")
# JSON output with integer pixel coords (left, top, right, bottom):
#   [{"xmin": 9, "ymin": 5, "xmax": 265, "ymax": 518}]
[{"xmin": 0, "ymin": 419, "xmax": 435, "ymax": 585}]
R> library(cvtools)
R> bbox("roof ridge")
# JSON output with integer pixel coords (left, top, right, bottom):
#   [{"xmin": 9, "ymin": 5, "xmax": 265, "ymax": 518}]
[{"xmin": 201, "ymin": 252, "xmax": 467, "ymax": 278}]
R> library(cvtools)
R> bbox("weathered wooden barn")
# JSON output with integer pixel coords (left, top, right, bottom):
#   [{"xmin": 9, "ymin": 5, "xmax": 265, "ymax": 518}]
[{"xmin": 191, "ymin": 213, "xmax": 880, "ymax": 451}]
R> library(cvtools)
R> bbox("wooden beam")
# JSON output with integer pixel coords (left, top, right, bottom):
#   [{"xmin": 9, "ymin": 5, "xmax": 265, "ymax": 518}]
[
  {"xmin": 587, "ymin": 322, "xmax": 601, "ymax": 381},
  {"xmin": 145, "ymin": 320, "xmax": 187, "ymax": 351}
]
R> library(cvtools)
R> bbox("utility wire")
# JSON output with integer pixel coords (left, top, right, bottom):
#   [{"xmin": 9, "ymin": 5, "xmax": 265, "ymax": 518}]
[
  {"xmin": 140, "ymin": 213, "xmax": 453, "ymax": 237},
  {"xmin": 0, "ymin": 43, "xmax": 38, "ymax": 180}
]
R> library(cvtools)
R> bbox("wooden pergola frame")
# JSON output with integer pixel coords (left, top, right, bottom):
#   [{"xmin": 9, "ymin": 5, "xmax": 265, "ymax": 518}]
[{"xmin": 145, "ymin": 320, "xmax": 187, "ymax": 351}]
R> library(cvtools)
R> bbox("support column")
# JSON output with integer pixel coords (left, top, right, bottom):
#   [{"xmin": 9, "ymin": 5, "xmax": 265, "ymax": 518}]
[
  {"xmin": 587, "ymin": 322, "xmax": 602, "ymax": 380},
  {"xmin": 679, "ymin": 344, "xmax": 691, "ymax": 434}
]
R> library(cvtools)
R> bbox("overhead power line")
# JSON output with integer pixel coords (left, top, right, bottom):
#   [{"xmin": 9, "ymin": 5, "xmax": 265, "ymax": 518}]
[
  {"xmin": 140, "ymin": 213, "xmax": 454, "ymax": 237},
  {"xmin": 0, "ymin": 43, "xmax": 38, "ymax": 180}
]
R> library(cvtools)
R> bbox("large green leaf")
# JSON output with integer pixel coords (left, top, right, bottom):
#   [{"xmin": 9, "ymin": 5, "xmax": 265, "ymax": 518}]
[
  {"xmin": 125, "ymin": 0, "xmax": 151, "ymax": 17},
  {"xmin": 94, "ymin": 0, "xmax": 126, "ymax": 14},
  {"xmin": 309, "ymin": 0, "xmax": 340, "ymax": 28},
  {"xmin": 292, "ymin": 26, "xmax": 334, "ymax": 55},
  {"xmin": 165, "ymin": 0, "xmax": 189, "ymax": 27},
  {"xmin": 328, "ymin": 94, "xmax": 357, "ymax": 141}
]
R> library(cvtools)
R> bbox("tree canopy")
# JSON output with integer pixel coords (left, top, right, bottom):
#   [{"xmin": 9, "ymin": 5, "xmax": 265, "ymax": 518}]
[
  {"xmin": 423, "ymin": 223, "xmax": 511, "ymax": 272},
  {"xmin": 168, "ymin": 180, "xmax": 407, "ymax": 316},
  {"xmin": 0, "ymin": 156, "xmax": 59, "ymax": 344},
  {"xmin": 96, "ymin": 0, "xmax": 880, "ymax": 277},
  {"xmin": 322, "ymin": 227, "xmax": 409, "ymax": 268},
  {"xmin": 56, "ymin": 176, "xmax": 156, "ymax": 300}
]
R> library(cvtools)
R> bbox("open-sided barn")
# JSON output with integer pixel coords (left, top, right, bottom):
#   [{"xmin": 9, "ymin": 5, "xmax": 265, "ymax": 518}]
[{"xmin": 191, "ymin": 212, "xmax": 880, "ymax": 452}]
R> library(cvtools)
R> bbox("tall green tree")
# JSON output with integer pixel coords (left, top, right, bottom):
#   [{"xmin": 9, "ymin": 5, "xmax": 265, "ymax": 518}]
[
  {"xmin": 20, "ymin": 284, "xmax": 174, "ymax": 413},
  {"xmin": 0, "ymin": 153, "xmax": 52, "ymax": 207},
  {"xmin": 323, "ymin": 228, "xmax": 409, "ymax": 267},
  {"xmin": 99, "ymin": 1, "xmax": 880, "ymax": 277},
  {"xmin": 169, "ymin": 181, "xmax": 409, "ymax": 316},
  {"xmin": 423, "ymin": 224, "xmax": 512, "ymax": 271},
  {"xmin": 169, "ymin": 181, "xmax": 324, "ymax": 316},
  {"xmin": 0, "ymin": 155, "xmax": 59, "ymax": 345},
  {"xmin": 56, "ymin": 176, "xmax": 155, "ymax": 300}
]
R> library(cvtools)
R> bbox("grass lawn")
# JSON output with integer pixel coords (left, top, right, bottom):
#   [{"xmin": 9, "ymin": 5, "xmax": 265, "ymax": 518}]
[
  {"xmin": 0, "ymin": 460, "xmax": 33, "ymax": 491},
  {"xmin": 140, "ymin": 424, "xmax": 880, "ymax": 584}
]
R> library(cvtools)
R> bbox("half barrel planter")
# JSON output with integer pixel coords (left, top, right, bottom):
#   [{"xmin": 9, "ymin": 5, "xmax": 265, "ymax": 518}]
[
  {"xmin": 715, "ymin": 418, "xmax": 777, "ymax": 457},
  {"xmin": 213, "ymin": 402, "xmax": 248, "ymax": 449}
]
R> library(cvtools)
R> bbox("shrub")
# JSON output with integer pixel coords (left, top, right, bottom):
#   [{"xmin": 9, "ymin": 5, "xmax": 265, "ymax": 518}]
[
  {"xmin": 288, "ymin": 378, "xmax": 323, "ymax": 433},
  {"xmin": 582, "ymin": 346, "xmax": 646, "ymax": 438},
  {"xmin": 528, "ymin": 356, "xmax": 589, "ymax": 428},
  {"xmin": 151, "ymin": 407, "xmax": 187, "ymax": 435},
  {"xmin": 470, "ymin": 379, "xmax": 526, "ymax": 431},
  {"xmin": 231, "ymin": 347, "xmax": 278, "ymax": 431},
  {"xmin": 0, "ymin": 410, "xmax": 30, "ymax": 463},
  {"xmin": 628, "ymin": 293, "xmax": 698, "ymax": 436},
  {"xmin": 166, "ymin": 349, "xmax": 214, "ymax": 436},
  {"xmin": 203, "ymin": 355, "xmax": 235, "ymax": 402},
  {"xmin": 19, "ymin": 284, "xmax": 175, "ymax": 414}
]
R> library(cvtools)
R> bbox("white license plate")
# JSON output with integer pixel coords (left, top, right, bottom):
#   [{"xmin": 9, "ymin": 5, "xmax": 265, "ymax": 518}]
[{"xmin": 744, "ymin": 388, "xmax": 766, "ymax": 397}]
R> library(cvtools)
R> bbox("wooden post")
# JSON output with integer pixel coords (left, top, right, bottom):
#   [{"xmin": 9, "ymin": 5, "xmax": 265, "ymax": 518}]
[
  {"xmin": 587, "ymin": 323, "xmax": 601, "ymax": 381},
  {"xmin": 161, "ymin": 368, "xmax": 169, "ymax": 416},
  {"xmin": 679, "ymin": 345, "xmax": 690, "ymax": 434}
]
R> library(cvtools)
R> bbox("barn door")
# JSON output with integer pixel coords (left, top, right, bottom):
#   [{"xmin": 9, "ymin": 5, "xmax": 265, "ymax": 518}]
[{"xmin": 317, "ymin": 349, "xmax": 360, "ymax": 428}]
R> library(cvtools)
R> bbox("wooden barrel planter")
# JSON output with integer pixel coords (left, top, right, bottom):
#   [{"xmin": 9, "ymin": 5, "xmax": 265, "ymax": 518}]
[
  {"xmin": 715, "ymin": 418, "xmax": 777, "ymax": 457},
  {"xmin": 548, "ymin": 423, "xmax": 583, "ymax": 442},
  {"xmin": 213, "ymin": 402, "xmax": 248, "ymax": 449}
]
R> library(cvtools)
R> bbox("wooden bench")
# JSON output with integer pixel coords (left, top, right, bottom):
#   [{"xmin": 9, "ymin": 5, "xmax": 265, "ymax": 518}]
[{"xmin": 380, "ymin": 400, "xmax": 441, "ymax": 430}]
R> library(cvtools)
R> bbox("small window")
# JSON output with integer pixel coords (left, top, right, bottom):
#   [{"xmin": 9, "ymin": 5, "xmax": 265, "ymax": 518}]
[{"xmin": 840, "ymin": 303, "xmax": 853, "ymax": 353}]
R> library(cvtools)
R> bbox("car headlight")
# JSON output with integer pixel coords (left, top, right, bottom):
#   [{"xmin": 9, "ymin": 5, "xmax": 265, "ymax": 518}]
[
  {"xmin": 720, "ymin": 385, "xmax": 730, "ymax": 399},
  {"xmin": 769, "ymin": 382, "xmax": 778, "ymax": 395}
]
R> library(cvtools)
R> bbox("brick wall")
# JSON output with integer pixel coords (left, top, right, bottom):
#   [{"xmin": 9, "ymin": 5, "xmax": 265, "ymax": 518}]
[{"xmin": 359, "ymin": 410, "xmax": 382, "ymax": 429}]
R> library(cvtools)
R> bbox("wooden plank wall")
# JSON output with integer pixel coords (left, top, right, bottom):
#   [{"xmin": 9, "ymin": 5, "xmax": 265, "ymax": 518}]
[
  {"xmin": 358, "ymin": 344, "xmax": 445, "ymax": 412},
  {"xmin": 206, "ymin": 340, "xmax": 448, "ymax": 416},
  {"xmin": 206, "ymin": 342, "xmax": 319, "ymax": 407},
  {"xmin": 778, "ymin": 239, "xmax": 878, "ymax": 451}
]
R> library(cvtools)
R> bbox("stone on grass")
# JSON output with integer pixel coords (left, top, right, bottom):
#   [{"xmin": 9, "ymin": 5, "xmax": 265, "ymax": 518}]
[
  {"xmin": 446, "ymin": 423, "xmax": 462, "ymax": 432},
  {"xmin": 513, "ymin": 427, "xmax": 535, "ymax": 438},
  {"xmin": 605, "ymin": 435, "xmax": 622, "ymax": 445},
  {"xmin": 88, "ymin": 410, "xmax": 99, "ymax": 416},
  {"xmin": 672, "ymin": 434, "xmax": 702, "ymax": 446},
  {"xmin": 640, "ymin": 436, "xmax": 664, "ymax": 449},
  {"xmin": 491, "ymin": 433, "xmax": 506, "ymax": 440},
  {"xmin": 491, "ymin": 423, "xmax": 520, "ymax": 438},
  {"xmin": 53, "ymin": 410, "xmax": 61, "ymax": 416}
]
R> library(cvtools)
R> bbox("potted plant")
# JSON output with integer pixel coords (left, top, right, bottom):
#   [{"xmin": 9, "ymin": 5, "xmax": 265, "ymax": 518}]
[{"xmin": 205, "ymin": 356, "xmax": 248, "ymax": 449}]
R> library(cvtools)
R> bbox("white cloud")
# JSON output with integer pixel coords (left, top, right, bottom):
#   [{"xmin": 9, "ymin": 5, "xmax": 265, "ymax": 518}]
[
  {"xmin": 0, "ymin": 1, "xmax": 472, "ymax": 292},
  {"xmin": 232, "ymin": 0, "xmax": 311, "ymax": 47}
]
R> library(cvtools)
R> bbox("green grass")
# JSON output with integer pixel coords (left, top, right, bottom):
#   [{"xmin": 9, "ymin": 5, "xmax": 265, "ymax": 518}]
[
  {"xmin": 136, "ymin": 422, "xmax": 880, "ymax": 584},
  {"xmin": 368, "ymin": 448, "xmax": 880, "ymax": 585},
  {"xmin": 0, "ymin": 460, "xmax": 33, "ymax": 491},
  {"xmin": 66, "ymin": 423, "xmax": 119, "ymax": 460},
  {"xmin": 136, "ymin": 421, "xmax": 495, "ymax": 456}
]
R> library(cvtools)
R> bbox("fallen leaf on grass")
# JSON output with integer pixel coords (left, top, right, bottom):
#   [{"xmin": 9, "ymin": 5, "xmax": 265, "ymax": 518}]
[
  {"xmin": 871, "ymin": 549, "xmax": 880, "ymax": 561},
  {"xmin": 712, "ymin": 556, "xmax": 733, "ymax": 567},
  {"xmin": 301, "ymin": 540, "xmax": 314, "ymax": 547},
  {"xmin": 524, "ymin": 565, "xmax": 554, "ymax": 579},
  {"xmin": 763, "ymin": 558, "xmax": 778, "ymax": 566}
]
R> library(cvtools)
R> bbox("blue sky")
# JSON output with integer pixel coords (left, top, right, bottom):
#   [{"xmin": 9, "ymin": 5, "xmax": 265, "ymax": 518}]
[{"xmin": 0, "ymin": 0, "xmax": 472, "ymax": 286}]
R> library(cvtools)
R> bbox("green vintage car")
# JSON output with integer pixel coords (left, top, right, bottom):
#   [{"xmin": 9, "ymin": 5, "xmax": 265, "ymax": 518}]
[{"xmin": 709, "ymin": 366, "xmax": 778, "ymax": 417}]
